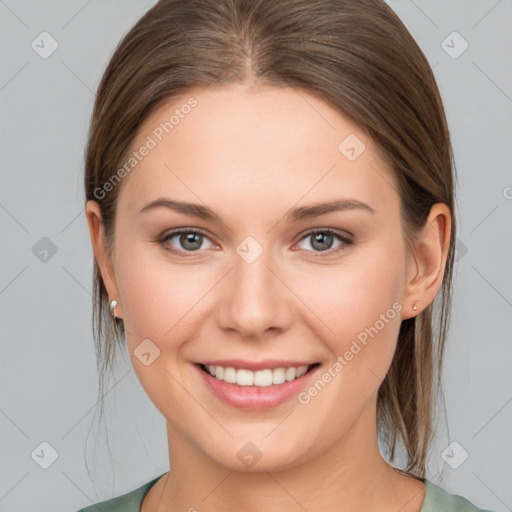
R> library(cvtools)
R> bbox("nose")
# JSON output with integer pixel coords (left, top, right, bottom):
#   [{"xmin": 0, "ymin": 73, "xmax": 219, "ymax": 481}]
[{"xmin": 215, "ymin": 245, "xmax": 294, "ymax": 340}]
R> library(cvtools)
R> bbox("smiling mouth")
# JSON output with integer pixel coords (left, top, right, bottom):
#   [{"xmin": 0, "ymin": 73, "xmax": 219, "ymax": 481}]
[{"xmin": 197, "ymin": 363, "xmax": 320, "ymax": 387}]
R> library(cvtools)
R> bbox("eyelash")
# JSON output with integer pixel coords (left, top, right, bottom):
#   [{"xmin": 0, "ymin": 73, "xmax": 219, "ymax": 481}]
[{"xmin": 157, "ymin": 227, "xmax": 354, "ymax": 258}]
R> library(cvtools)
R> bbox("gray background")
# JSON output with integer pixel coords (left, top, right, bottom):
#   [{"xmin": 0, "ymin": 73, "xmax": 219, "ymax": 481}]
[{"xmin": 0, "ymin": 1, "xmax": 511, "ymax": 511}]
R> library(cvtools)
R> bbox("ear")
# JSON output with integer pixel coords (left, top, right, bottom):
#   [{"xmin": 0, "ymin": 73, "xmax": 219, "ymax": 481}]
[
  {"xmin": 85, "ymin": 200, "xmax": 123, "ymax": 318},
  {"xmin": 402, "ymin": 203, "xmax": 452, "ymax": 320}
]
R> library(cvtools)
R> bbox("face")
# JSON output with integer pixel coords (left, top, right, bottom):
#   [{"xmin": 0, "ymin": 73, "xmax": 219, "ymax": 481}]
[{"xmin": 89, "ymin": 83, "xmax": 419, "ymax": 472}]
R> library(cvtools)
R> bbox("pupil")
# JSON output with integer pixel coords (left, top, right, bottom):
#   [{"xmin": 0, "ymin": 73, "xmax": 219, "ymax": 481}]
[
  {"xmin": 181, "ymin": 232, "xmax": 202, "ymax": 250},
  {"xmin": 312, "ymin": 232, "xmax": 332, "ymax": 251}
]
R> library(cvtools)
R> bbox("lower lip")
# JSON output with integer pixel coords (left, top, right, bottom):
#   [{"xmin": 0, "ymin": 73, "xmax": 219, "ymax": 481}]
[{"xmin": 194, "ymin": 364, "xmax": 320, "ymax": 410}]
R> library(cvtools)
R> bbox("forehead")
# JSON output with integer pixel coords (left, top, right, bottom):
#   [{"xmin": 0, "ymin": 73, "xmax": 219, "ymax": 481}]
[{"xmin": 117, "ymin": 83, "xmax": 398, "ymax": 215}]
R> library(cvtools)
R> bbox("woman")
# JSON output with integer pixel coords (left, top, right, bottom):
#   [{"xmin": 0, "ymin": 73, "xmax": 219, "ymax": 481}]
[{"xmin": 78, "ymin": 0, "xmax": 496, "ymax": 510}]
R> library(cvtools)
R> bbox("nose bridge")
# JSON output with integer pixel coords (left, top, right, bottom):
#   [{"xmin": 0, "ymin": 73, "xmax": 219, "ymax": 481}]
[
  {"xmin": 216, "ymin": 237, "xmax": 291, "ymax": 337},
  {"xmin": 235, "ymin": 244, "xmax": 274, "ymax": 298}
]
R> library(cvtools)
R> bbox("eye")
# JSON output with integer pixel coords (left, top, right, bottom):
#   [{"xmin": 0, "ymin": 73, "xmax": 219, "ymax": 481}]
[
  {"xmin": 295, "ymin": 228, "xmax": 354, "ymax": 254},
  {"xmin": 157, "ymin": 227, "xmax": 354, "ymax": 258},
  {"xmin": 159, "ymin": 228, "xmax": 215, "ymax": 256}
]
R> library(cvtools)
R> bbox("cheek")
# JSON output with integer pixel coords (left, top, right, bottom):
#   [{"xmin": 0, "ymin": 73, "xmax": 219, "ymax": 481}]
[
  {"xmin": 295, "ymin": 244, "xmax": 406, "ymax": 375},
  {"xmin": 113, "ymin": 239, "xmax": 231, "ymax": 390},
  {"xmin": 116, "ymin": 251, "xmax": 214, "ymax": 344},
  {"xmin": 113, "ymin": 247, "xmax": 218, "ymax": 412}
]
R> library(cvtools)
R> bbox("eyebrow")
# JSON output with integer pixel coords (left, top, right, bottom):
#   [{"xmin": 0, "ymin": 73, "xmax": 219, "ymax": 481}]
[{"xmin": 138, "ymin": 197, "xmax": 375, "ymax": 222}]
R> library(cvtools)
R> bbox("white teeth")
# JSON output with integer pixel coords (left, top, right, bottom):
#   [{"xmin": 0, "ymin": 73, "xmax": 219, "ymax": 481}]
[
  {"xmin": 223, "ymin": 367, "xmax": 237, "ymax": 384},
  {"xmin": 272, "ymin": 367, "xmax": 286, "ymax": 385},
  {"xmin": 254, "ymin": 369, "xmax": 273, "ymax": 387},
  {"xmin": 236, "ymin": 368, "xmax": 254, "ymax": 386},
  {"xmin": 285, "ymin": 367, "xmax": 297, "ymax": 381},
  {"xmin": 296, "ymin": 366, "xmax": 308, "ymax": 378},
  {"xmin": 205, "ymin": 364, "xmax": 311, "ymax": 387}
]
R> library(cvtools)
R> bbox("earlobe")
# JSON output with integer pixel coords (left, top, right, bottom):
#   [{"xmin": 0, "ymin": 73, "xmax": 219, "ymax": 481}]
[
  {"xmin": 403, "ymin": 203, "xmax": 451, "ymax": 319},
  {"xmin": 85, "ymin": 200, "xmax": 122, "ymax": 317}
]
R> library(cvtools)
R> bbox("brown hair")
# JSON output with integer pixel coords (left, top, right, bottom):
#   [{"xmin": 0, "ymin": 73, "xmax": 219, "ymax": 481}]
[{"xmin": 84, "ymin": 0, "xmax": 455, "ymax": 479}]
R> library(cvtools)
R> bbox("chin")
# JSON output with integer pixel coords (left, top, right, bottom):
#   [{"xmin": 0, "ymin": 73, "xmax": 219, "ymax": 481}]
[{"xmin": 197, "ymin": 434, "xmax": 315, "ymax": 473}]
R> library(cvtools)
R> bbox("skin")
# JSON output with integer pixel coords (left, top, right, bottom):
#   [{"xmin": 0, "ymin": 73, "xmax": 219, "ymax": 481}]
[{"xmin": 86, "ymin": 82, "xmax": 451, "ymax": 512}]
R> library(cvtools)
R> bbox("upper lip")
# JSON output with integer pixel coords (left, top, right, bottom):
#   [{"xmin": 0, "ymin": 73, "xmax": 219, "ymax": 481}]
[{"xmin": 196, "ymin": 359, "xmax": 318, "ymax": 371}]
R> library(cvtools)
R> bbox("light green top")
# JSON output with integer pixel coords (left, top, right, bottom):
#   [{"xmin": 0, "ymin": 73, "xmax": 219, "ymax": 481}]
[{"xmin": 75, "ymin": 473, "xmax": 496, "ymax": 512}]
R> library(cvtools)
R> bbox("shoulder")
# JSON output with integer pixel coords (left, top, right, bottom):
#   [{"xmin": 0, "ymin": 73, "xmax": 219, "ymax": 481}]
[
  {"xmin": 74, "ymin": 473, "xmax": 166, "ymax": 512},
  {"xmin": 422, "ymin": 480, "xmax": 497, "ymax": 512}
]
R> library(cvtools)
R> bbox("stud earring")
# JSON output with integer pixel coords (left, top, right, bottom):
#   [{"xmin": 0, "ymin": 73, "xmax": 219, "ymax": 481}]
[
  {"xmin": 412, "ymin": 301, "xmax": 418, "ymax": 312},
  {"xmin": 109, "ymin": 299, "xmax": 119, "ymax": 319}
]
